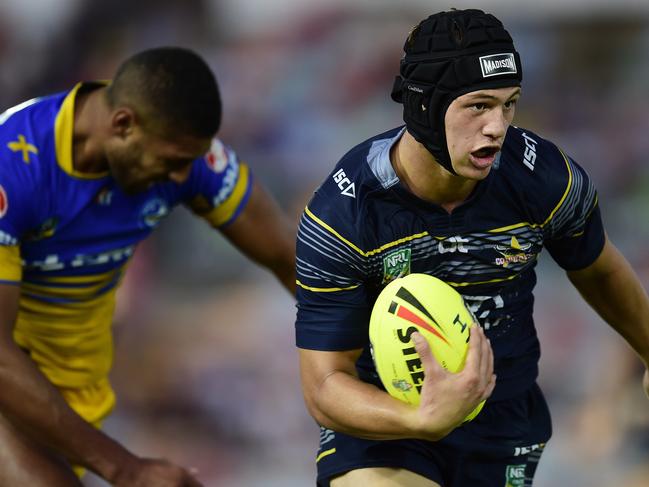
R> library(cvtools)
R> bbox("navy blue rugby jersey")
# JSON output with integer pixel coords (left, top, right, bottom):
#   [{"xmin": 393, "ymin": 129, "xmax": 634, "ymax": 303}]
[{"xmin": 295, "ymin": 126, "xmax": 605, "ymax": 401}]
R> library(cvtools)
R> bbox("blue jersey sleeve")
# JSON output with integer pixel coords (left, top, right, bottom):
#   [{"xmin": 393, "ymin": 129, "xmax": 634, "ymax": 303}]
[
  {"xmin": 0, "ymin": 174, "xmax": 24, "ymax": 283},
  {"xmin": 0, "ymin": 105, "xmax": 42, "ymax": 246},
  {"xmin": 0, "ymin": 100, "xmax": 46, "ymax": 282},
  {"xmin": 543, "ymin": 153, "xmax": 605, "ymax": 270},
  {"xmin": 295, "ymin": 187, "xmax": 374, "ymax": 351},
  {"xmin": 183, "ymin": 138, "xmax": 253, "ymax": 228}
]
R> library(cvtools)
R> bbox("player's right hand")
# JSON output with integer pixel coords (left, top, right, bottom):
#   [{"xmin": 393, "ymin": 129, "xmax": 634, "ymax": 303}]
[
  {"xmin": 112, "ymin": 457, "xmax": 203, "ymax": 487},
  {"xmin": 411, "ymin": 325, "xmax": 495, "ymax": 441}
]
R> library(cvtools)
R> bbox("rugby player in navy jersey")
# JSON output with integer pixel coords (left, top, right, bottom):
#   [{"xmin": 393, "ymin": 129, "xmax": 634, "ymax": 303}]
[
  {"xmin": 0, "ymin": 48, "xmax": 295, "ymax": 486},
  {"xmin": 295, "ymin": 9, "xmax": 649, "ymax": 487}
]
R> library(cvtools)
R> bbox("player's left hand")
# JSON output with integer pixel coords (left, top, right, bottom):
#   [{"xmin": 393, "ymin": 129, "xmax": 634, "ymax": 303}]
[{"xmin": 643, "ymin": 368, "xmax": 649, "ymax": 400}]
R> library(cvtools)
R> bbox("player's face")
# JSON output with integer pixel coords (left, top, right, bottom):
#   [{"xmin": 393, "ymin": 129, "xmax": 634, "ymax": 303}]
[
  {"xmin": 444, "ymin": 87, "xmax": 521, "ymax": 180},
  {"xmin": 107, "ymin": 127, "xmax": 212, "ymax": 194}
]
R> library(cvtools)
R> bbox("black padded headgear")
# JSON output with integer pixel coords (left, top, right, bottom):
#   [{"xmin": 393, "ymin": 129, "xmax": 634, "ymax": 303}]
[{"xmin": 391, "ymin": 9, "xmax": 522, "ymax": 174}]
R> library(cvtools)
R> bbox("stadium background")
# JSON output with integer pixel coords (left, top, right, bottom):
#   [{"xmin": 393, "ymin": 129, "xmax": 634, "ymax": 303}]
[{"xmin": 1, "ymin": 0, "xmax": 647, "ymax": 485}]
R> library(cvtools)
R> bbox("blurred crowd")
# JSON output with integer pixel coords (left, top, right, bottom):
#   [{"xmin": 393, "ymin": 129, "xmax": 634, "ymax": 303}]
[{"xmin": 1, "ymin": 1, "xmax": 648, "ymax": 486}]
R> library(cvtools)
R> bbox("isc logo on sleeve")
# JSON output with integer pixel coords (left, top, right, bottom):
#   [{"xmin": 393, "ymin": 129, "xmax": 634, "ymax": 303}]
[
  {"xmin": 521, "ymin": 132, "xmax": 538, "ymax": 171},
  {"xmin": 332, "ymin": 168, "xmax": 356, "ymax": 198}
]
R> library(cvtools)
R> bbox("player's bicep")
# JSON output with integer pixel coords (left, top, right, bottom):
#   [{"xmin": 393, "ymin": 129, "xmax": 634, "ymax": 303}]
[
  {"xmin": 566, "ymin": 235, "xmax": 618, "ymax": 282},
  {"xmin": 299, "ymin": 348, "xmax": 363, "ymax": 389},
  {"xmin": 299, "ymin": 347, "xmax": 363, "ymax": 415}
]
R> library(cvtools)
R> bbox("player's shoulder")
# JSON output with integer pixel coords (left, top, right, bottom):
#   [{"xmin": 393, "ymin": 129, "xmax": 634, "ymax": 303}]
[
  {"xmin": 0, "ymin": 91, "xmax": 65, "ymax": 136},
  {"xmin": 499, "ymin": 126, "xmax": 583, "ymax": 211},
  {"xmin": 0, "ymin": 93, "xmax": 66, "ymax": 191},
  {"xmin": 305, "ymin": 127, "xmax": 402, "ymax": 239},
  {"xmin": 501, "ymin": 125, "xmax": 569, "ymax": 176}
]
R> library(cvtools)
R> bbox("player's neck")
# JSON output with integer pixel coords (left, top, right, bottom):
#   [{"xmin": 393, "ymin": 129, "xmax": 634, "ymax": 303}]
[
  {"xmin": 72, "ymin": 86, "xmax": 111, "ymax": 174},
  {"xmin": 391, "ymin": 130, "xmax": 477, "ymax": 213}
]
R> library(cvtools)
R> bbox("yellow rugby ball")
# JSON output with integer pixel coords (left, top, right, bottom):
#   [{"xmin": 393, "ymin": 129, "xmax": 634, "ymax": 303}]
[{"xmin": 369, "ymin": 273, "xmax": 484, "ymax": 422}]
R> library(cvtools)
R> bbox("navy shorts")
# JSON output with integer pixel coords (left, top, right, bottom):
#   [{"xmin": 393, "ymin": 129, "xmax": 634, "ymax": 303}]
[{"xmin": 315, "ymin": 383, "xmax": 552, "ymax": 487}]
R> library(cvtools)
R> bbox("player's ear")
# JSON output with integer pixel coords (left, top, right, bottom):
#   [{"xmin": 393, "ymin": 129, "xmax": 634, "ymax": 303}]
[{"xmin": 110, "ymin": 107, "xmax": 136, "ymax": 138}]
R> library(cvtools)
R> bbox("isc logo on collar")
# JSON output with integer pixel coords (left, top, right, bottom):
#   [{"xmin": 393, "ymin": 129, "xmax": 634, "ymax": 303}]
[{"xmin": 479, "ymin": 53, "xmax": 517, "ymax": 78}]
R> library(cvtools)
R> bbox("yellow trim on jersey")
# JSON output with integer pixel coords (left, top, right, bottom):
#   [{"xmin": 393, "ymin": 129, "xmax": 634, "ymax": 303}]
[
  {"xmin": 446, "ymin": 272, "xmax": 520, "ymax": 288},
  {"xmin": 488, "ymin": 222, "xmax": 534, "ymax": 233},
  {"xmin": 305, "ymin": 206, "xmax": 428, "ymax": 257},
  {"xmin": 203, "ymin": 162, "xmax": 250, "ymax": 227},
  {"xmin": 305, "ymin": 206, "xmax": 366, "ymax": 255},
  {"xmin": 296, "ymin": 280, "xmax": 360, "ymax": 293},
  {"xmin": 316, "ymin": 448, "xmax": 336, "ymax": 463},
  {"xmin": 0, "ymin": 245, "xmax": 22, "ymax": 282},
  {"xmin": 21, "ymin": 279, "xmax": 117, "ymax": 299},
  {"xmin": 541, "ymin": 149, "xmax": 573, "ymax": 226},
  {"xmin": 55, "ymin": 83, "xmax": 108, "ymax": 179},
  {"xmin": 368, "ymin": 231, "xmax": 429, "ymax": 256},
  {"xmin": 488, "ymin": 149, "xmax": 574, "ymax": 234}
]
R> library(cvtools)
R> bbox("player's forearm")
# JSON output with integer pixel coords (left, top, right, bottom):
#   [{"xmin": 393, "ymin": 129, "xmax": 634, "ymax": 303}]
[
  {"xmin": 0, "ymin": 342, "xmax": 137, "ymax": 481},
  {"xmin": 275, "ymin": 262, "xmax": 296, "ymax": 294},
  {"xmin": 307, "ymin": 370, "xmax": 445, "ymax": 441},
  {"xmin": 569, "ymin": 252, "xmax": 649, "ymax": 364},
  {"xmin": 251, "ymin": 235, "xmax": 295, "ymax": 294}
]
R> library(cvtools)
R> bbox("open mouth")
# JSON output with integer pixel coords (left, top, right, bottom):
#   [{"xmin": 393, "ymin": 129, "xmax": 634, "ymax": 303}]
[
  {"xmin": 470, "ymin": 146, "xmax": 500, "ymax": 169},
  {"xmin": 471, "ymin": 146, "xmax": 500, "ymax": 159}
]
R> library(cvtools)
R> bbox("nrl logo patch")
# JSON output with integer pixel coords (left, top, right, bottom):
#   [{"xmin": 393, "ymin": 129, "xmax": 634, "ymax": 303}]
[
  {"xmin": 505, "ymin": 464, "xmax": 526, "ymax": 487},
  {"xmin": 479, "ymin": 53, "xmax": 517, "ymax": 78},
  {"xmin": 382, "ymin": 248, "xmax": 411, "ymax": 284}
]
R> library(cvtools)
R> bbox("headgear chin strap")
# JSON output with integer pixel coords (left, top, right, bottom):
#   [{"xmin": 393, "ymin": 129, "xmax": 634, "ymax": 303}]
[{"xmin": 392, "ymin": 9, "xmax": 523, "ymax": 175}]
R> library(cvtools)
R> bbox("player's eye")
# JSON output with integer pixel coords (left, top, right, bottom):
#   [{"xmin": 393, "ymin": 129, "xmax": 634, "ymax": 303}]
[
  {"xmin": 470, "ymin": 103, "xmax": 487, "ymax": 112},
  {"xmin": 504, "ymin": 99, "xmax": 518, "ymax": 110}
]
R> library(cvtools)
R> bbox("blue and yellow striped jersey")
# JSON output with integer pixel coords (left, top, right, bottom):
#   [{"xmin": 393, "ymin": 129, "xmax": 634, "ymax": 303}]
[
  {"xmin": 0, "ymin": 83, "xmax": 252, "ymax": 417},
  {"xmin": 295, "ymin": 126, "xmax": 605, "ymax": 401}
]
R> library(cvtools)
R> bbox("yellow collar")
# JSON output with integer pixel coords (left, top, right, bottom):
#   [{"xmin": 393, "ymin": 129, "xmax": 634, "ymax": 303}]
[{"xmin": 54, "ymin": 82, "xmax": 109, "ymax": 179}]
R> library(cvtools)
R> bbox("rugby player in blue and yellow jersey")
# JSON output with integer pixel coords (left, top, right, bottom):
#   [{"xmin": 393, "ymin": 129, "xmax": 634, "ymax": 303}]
[
  {"xmin": 295, "ymin": 9, "xmax": 649, "ymax": 487},
  {"xmin": 0, "ymin": 47, "xmax": 295, "ymax": 486}
]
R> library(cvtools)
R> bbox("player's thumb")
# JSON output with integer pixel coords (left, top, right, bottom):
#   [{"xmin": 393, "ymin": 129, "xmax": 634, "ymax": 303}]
[{"xmin": 411, "ymin": 331, "xmax": 444, "ymax": 377}]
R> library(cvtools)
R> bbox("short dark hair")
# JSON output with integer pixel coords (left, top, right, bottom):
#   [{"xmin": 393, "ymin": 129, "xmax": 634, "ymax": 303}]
[{"xmin": 106, "ymin": 47, "xmax": 221, "ymax": 138}]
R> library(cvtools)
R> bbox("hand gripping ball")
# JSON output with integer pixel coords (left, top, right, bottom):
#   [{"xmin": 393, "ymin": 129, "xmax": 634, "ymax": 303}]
[{"xmin": 369, "ymin": 273, "xmax": 484, "ymax": 422}]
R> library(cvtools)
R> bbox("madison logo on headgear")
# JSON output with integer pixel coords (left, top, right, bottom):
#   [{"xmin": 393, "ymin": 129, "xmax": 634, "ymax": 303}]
[
  {"xmin": 0, "ymin": 184, "xmax": 7, "ymax": 218},
  {"xmin": 479, "ymin": 53, "xmax": 517, "ymax": 78}
]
